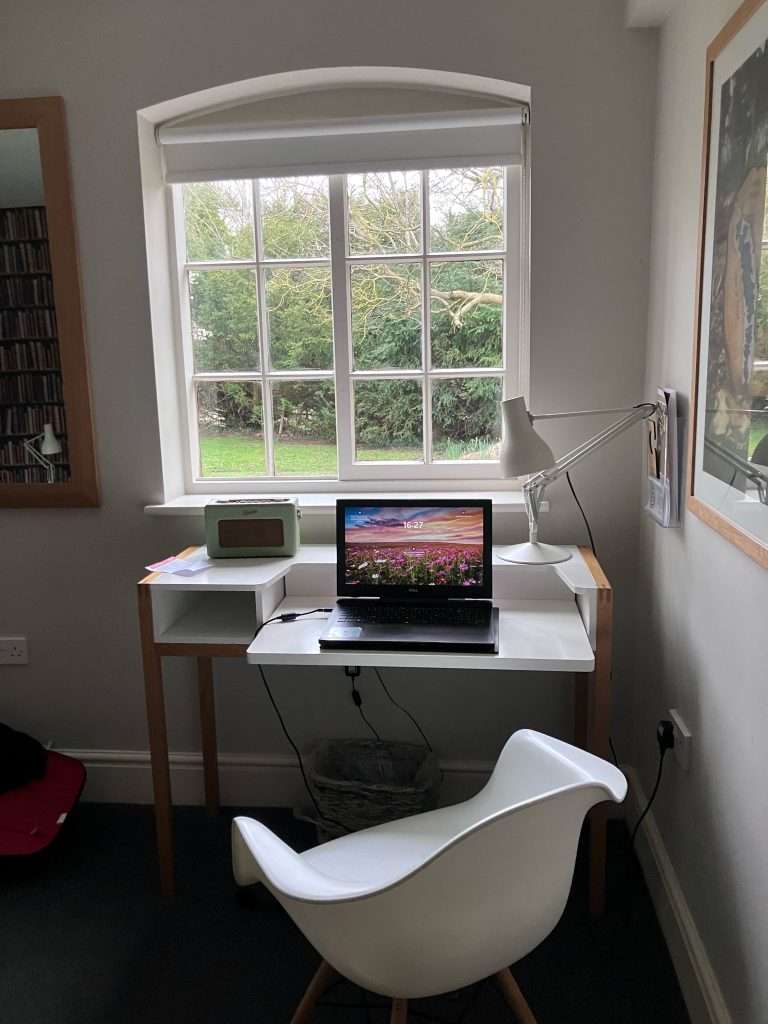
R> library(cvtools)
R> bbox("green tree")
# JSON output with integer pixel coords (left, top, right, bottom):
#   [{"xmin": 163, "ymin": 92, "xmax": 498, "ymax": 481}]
[{"xmin": 184, "ymin": 169, "xmax": 506, "ymax": 452}]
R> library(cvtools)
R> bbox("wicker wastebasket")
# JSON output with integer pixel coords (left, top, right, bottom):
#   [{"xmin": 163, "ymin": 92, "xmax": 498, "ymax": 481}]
[{"xmin": 308, "ymin": 739, "xmax": 441, "ymax": 840}]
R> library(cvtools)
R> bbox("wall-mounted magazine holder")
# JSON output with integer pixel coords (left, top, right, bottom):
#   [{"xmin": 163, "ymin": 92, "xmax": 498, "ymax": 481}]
[{"xmin": 645, "ymin": 388, "xmax": 682, "ymax": 528}]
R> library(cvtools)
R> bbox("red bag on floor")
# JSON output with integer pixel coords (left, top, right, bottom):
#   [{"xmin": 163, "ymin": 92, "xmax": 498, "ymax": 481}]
[{"xmin": 0, "ymin": 750, "xmax": 86, "ymax": 856}]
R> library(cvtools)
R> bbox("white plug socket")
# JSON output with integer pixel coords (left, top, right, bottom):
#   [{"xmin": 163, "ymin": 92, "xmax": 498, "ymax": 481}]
[
  {"xmin": 669, "ymin": 708, "xmax": 691, "ymax": 770},
  {"xmin": 0, "ymin": 636, "xmax": 28, "ymax": 665}
]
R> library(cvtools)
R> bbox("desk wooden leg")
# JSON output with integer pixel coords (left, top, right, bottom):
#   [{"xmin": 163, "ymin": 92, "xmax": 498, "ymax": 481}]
[
  {"xmin": 138, "ymin": 584, "xmax": 175, "ymax": 899},
  {"xmin": 574, "ymin": 672, "xmax": 588, "ymax": 750},
  {"xmin": 197, "ymin": 656, "xmax": 220, "ymax": 815},
  {"xmin": 587, "ymin": 583, "xmax": 613, "ymax": 918}
]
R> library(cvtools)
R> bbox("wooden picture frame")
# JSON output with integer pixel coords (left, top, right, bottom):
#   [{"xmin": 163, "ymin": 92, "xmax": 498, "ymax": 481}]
[
  {"xmin": 0, "ymin": 97, "xmax": 98, "ymax": 507},
  {"xmin": 688, "ymin": 0, "xmax": 768, "ymax": 568}
]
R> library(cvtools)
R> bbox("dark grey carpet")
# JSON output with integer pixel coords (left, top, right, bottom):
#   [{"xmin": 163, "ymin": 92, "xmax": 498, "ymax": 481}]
[{"xmin": 0, "ymin": 806, "xmax": 689, "ymax": 1023}]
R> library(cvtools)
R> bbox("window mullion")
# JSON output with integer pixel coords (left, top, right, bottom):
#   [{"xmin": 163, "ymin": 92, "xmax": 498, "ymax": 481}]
[
  {"xmin": 329, "ymin": 174, "xmax": 354, "ymax": 477},
  {"xmin": 503, "ymin": 164, "xmax": 521, "ymax": 401},
  {"xmin": 421, "ymin": 170, "xmax": 432, "ymax": 465},
  {"xmin": 252, "ymin": 179, "xmax": 275, "ymax": 477},
  {"xmin": 169, "ymin": 186, "xmax": 200, "ymax": 486}
]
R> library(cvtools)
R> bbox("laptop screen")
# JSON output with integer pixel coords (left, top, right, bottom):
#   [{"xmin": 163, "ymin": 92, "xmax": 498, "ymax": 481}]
[{"xmin": 336, "ymin": 499, "xmax": 492, "ymax": 599}]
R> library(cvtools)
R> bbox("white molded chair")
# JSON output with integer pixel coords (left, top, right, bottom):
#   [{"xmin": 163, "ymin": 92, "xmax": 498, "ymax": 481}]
[{"xmin": 233, "ymin": 729, "xmax": 627, "ymax": 1023}]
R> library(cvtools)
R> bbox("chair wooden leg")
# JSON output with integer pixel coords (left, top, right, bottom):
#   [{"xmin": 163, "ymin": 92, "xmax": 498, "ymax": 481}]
[
  {"xmin": 494, "ymin": 969, "xmax": 538, "ymax": 1024},
  {"xmin": 390, "ymin": 997, "xmax": 408, "ymax": 1023},
  {"xmin": 290, "ymin": 960, "xmax": 338, "ymax": 1024}
]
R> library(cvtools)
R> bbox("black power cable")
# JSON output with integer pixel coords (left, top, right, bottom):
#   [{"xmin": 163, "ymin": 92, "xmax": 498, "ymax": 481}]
[
  {"xmin": 372, "ymin": 666, "xmax": 433, "ymax": 751},
  {"xmin": 631, "ymin": 748, "xmax": 669, "ymax": 846},
  {"xmin": 345, "ymin": 669, "xmax": 381, "ymax": 740},
  {"xmin": 257, "ymin": 662, "xmax": 347, "ymax": 835},
  {"xmin": 566, "ymin": 470, "xmax": 597, "ymax": 557},
  {"xmin": 631, "ymin": 719, "xmax": 675, "ymax": 846},
  {"xmin": 608, "ymin": 736, "xmax": 620, "ymax": 769},
  {"xmin": 253, "ymin": 607, "xmax": 333, "ymax": 639}
]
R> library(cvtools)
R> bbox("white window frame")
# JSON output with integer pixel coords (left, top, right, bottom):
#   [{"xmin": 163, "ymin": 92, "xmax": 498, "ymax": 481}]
[{"xmin": 169, "ymin": 164, "xmax": 525, "ymax": 493}]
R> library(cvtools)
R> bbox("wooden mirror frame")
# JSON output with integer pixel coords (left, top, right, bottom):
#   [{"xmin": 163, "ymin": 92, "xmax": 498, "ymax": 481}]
[{"xmin": 0, "ymin": 97, "xmax": 98, "ymax": 507}]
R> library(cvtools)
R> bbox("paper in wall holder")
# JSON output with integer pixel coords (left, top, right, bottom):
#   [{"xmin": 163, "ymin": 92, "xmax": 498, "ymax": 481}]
[{"xmin": 645, "ymin": 387, "xmax": 681, "ymax": 528}]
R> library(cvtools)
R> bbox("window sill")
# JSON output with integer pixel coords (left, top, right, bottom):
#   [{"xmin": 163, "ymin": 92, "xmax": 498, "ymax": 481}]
[{"xmin": 145, "ymin": 489, "xmax": 547, "ymax": 517}]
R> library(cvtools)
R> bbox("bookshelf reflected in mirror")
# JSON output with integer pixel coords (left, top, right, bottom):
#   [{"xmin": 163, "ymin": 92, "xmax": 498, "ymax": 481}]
[{"xmin": 0, "ymin": 98, "xmax": 98, "ymax": 507}]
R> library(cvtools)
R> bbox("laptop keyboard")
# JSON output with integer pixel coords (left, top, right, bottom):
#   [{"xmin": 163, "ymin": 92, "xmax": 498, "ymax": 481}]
[{"xmin": 336, "ymin": 601, "xmax": 492, "ymax": 629}]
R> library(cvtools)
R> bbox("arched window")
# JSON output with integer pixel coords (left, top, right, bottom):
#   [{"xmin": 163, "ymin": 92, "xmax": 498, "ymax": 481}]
[{"xmin": 138, "ymin": 68, "xmax": 530, "ymax": 496}]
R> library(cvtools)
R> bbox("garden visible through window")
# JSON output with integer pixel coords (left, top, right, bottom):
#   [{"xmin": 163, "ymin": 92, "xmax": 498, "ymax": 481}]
[{"xmin": 178, "ymin": 165, "xmax": 516, "ymax": 481}]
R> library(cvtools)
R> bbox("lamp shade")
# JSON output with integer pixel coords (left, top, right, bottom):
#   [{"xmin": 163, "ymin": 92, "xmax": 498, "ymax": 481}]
[
  {"xmin": 40, "ymin": 423, "xmax": 62, "ymax": 456},
  {"xmin": 500, "ymin": 397, "xmax": 556, "ymax": 477}
]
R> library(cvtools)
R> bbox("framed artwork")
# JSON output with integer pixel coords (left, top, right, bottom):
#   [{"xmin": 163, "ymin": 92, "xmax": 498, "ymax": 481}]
[{"xmin": 689, "ymin": 0, "xmax": 768, "ymax": 567}]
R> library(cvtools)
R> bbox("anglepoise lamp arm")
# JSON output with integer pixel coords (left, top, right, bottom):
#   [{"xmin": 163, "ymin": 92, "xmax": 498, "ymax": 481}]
[
  {"xmin": 23, "ymin": 434, "xmax": 55, "ymax": 483},
  {"xmin": 499, "ymin": 399, "xmax": 659, "ymax": 564},
  {"xmin": 22, "ymin": 424, "xmax": 62, "ymax": 484}
]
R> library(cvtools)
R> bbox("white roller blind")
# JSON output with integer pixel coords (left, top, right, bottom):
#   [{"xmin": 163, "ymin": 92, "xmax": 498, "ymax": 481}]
[{"xmin": 158, "ymin": 86, "xmax": 527, "ymax": 182}]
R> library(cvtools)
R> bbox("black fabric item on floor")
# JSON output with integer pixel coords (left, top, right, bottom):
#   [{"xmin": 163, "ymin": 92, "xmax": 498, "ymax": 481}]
[
  {"xmin": 0, "ymin": 806, "xmax": 690, "ymax": 1023},
  {"xmin": 0, "ymin": 722, "xmax": 47, "ymax": 793}
]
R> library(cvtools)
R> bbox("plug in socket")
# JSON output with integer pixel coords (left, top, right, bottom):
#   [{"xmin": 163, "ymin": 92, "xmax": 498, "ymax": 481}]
[{"xmin": 669, "ymin": 708, "xmax": 691, "ymax": 770}]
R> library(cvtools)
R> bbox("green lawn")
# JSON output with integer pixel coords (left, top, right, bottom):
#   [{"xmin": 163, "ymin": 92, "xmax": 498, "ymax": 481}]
[{"xmin": 200, "ymin": 432, "xmax": 423, "ymax": 477}]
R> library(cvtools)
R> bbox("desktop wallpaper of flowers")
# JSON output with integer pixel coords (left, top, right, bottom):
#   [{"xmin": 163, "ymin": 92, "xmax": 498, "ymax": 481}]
[{"xmin": 343, "ymin": 505, "xmax": 485, "ymax": 587}]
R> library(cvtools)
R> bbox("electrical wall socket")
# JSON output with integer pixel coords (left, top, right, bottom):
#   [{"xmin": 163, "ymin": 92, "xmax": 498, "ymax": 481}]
[
  {"xmin": 669, "ymin": 708, "xmax": 691, "ymax": 770},
  {"xmin": 0, "ymin": 636, "xmax": 28, "ymax": 665}
]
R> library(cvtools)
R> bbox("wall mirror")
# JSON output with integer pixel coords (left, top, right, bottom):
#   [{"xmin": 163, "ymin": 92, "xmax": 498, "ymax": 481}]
[{"xmin": 0, "ymin": 97, "xmax": 98, "ymax": 506}]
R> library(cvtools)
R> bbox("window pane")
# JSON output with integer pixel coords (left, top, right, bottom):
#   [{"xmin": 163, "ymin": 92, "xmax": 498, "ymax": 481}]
[
  {"xmin": 347, "ymin": 171, "xmax": 421, "ymax": 255},
  {"xmin": 265, "ymin": 267, "xmax": 333, "ymax": 371},
  {"xmin": 354, "ymin": 379, "xmax": 423, "ymax": 461},
  {"xmin": 189, "ymin": 269, "xmax": 259, "ymax": 372},
  {"xmin": 271, "ymin": 380, "xmax": 337, "ymax": 476},
  {"xmin": 430, "ymin": 260, "xmax": 502, "ymax": 369},
  {"xmin": 350, "ymin": 263, "xmax": 422, "ymax": 370},
  {"xmin": 431, "ymin": 377, "xmax": 502, "ymax": 461},
  {"xmin": 196, "ymin": 380, "xmax": 265, "ymax": 477},
  {"xmin": 260, "ymin": 176, "xmax": 330, "ymax": 258},
  {"xmin": 429, "ymin": 168, "xmax": 504, "ymax": 252},
  {"xmin": 183, "ymin": 181, "xmax": 255, "ymax": 261}
]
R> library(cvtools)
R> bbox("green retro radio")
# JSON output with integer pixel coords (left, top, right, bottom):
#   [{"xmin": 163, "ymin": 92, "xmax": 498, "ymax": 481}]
[{"xmin": 204, "ymin": 498, "xmax": 301, "ymax": 558}]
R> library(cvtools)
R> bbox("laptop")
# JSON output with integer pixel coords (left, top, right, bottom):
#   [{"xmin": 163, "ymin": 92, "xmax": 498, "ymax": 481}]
[{"xmin": 318, "ymin": 499, "xmax": 498, "ymax": 653}]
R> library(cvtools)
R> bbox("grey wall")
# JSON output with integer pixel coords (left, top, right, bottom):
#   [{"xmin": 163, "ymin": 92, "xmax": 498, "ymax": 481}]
[
  {"xmin": 635, "ymin": 1, "xmax": 768, "ymax": 1021},
  {"xmin": 0, "ymin": 2, "xmax": 656, "ymax": 778}
]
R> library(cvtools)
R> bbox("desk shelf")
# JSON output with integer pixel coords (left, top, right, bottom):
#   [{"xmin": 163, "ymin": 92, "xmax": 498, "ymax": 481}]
[{"xmin": 156, "ymin": 591, "xmax": 258, "ymax": 646}]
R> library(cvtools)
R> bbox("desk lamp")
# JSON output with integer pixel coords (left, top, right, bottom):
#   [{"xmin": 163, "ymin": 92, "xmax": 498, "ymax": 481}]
[
  {"xmin": 23, "ymin": 423, "xmax": 62, "ymax": 484},
  {"xmin": 498, "ymin": 395, "xmax": 660, "ymax": 564}
]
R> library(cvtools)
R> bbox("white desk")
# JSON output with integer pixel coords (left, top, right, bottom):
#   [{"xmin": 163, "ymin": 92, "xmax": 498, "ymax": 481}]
[
  {"xmin": 138, "ymin": 544, "xmax": 613, "ymax": 913},
  {"xmin": 247, "ymin": 599, "xmax": 593, "ymax": 671}
]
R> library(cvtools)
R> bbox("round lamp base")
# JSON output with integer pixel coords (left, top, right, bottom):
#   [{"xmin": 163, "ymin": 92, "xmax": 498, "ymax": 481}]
[{"xmin": 496, "ymin": 542, "xmax": 573, "ymax": 565}]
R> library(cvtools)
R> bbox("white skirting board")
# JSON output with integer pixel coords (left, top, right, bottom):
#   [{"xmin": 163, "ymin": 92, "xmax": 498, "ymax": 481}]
[
  {"xmin": 58, "ymin": 748, "xmax": 497, "ymax": 808},
  {"xmin": 624, "ymin": 765, "xmax": 731, "ymax": 1024}
]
